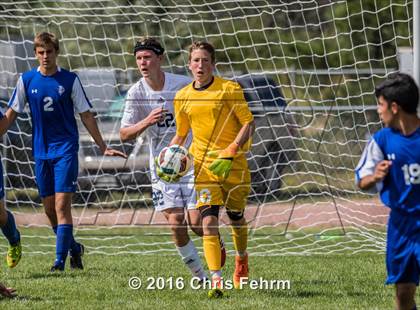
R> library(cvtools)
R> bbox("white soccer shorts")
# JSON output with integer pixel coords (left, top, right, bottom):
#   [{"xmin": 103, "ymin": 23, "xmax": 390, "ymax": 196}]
[{"xmin": 151, "ymin": 175, "xmax": 196, "ymax": 212}]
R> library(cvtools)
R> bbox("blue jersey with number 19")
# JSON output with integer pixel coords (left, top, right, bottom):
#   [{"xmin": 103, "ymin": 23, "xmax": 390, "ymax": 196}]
[
  {"xmin": 355, "ymin": 127, "xmax": 420, "ymax": 215},
  {"xmin": 356, "ymin": 127, "xmax": 420, "ymax": 285},
  {"xmin": 8, "ymin": 67, "xmax": 92, "ymax": 159}
]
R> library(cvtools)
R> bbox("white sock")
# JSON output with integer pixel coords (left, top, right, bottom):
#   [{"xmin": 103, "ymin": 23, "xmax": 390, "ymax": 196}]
[
  {"xmin": 176, "ymin": 240, "xmax": 207, "ymax": 280},
  {"xmin": 210, "ymin": 270, "xmax": 222, "ymax": 279}
]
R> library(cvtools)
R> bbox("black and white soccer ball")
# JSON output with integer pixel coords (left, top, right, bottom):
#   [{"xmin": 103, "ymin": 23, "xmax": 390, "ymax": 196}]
[{"xmin": 158, "ymin": 145, "xmax": 192, "ymax": 176}]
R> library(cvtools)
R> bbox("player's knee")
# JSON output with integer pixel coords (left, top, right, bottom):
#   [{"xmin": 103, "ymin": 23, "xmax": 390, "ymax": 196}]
[
  {"xmin": 44, "ymin": 206, "xmax": 55, "ymax": 218},
  {"xmin": 170, "ymin": 223, "xmax": 187, "ymax": 238},
  {"xmin": 55, "ymin": 204, "xmax": 68, "ymax": 214},
  {"xmin": 171, "ymin": 226, "xmax": 189, "ymax": 247},
  {"xmin": 189, "ymin": 225, "xmax": 203, "ymax": 237},
  {"xmin": 226, "ymin": 210, "xmax": 244, "ymax": 221},
  {"xmin": 171, "ymin": 211, "xmax": 185, "ymax": 223},
  {"xmin": 199, "ymin": 206, "xmax": 220, "ymax": 235},
  {"xmin": 167, "ymin": 212, "xmax": 186, "ymax": 228},
  {"xmin": 199, "ymin": 205, "xmax": 220, "ymax": 219},
  {"xmin": 187, "ymin": 211, "xmax": 203, "ymax": 236},
  {"xmin": 54, "ymin": 203, "xmax": 72, "ymax": 223}
]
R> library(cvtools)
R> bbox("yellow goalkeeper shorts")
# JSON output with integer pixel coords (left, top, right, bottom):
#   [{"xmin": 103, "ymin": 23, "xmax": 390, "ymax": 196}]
[{"xmin": 194, "ymin": 155, "xmax": 251, "ymax": 211}]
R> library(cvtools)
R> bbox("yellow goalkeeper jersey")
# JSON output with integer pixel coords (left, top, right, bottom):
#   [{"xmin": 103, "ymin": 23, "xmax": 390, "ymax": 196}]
[{"xmin": 174, "ymin": 76, "xmax": 253, "ymax": 163}]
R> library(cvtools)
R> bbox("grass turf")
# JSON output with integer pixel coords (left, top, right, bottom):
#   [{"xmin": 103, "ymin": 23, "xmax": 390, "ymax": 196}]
[{"xmin": 0, "ymin": 227, "xmax": 410, "ymax": 309}]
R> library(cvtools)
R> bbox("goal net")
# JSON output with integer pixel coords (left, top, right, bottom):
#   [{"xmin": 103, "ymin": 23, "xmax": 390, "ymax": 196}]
[{"xmin": 0, "ymin": 0, "xmax": 413, "ymax": 255}]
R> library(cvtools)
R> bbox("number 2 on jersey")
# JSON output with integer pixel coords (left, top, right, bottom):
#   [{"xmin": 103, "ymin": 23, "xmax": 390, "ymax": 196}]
[
  {"xmin": 157, "ymin": 113, "xmax": 175, "ymax": 127},
  {"xmin": 43, "ymin": 96, "xmax": 54, "ymax": 112}
]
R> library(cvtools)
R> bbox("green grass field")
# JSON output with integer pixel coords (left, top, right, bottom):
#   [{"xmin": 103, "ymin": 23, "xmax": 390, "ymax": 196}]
[{"xmin": 0, "ymin": 227, "xmax": 410, "ymax": 309}]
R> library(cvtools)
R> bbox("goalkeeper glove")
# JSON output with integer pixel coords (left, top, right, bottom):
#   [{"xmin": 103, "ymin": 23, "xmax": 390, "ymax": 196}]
[
  {"xmin": 154, "ymin": 157, "xmax": 181, "ymax": 183},
  {"xmin": 208, "ymin": 142, "xmax": 239, "ymax": 179}
]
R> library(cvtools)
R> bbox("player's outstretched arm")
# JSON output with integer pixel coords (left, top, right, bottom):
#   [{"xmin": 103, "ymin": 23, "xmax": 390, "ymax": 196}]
[
  {"xmin": 0, "ymin": 109, "xmax": 18, "ymax": 136},
  {"xmin": 120, "ymin": 107, "xmax": 168, "ymax": 142},
  {"xmin": 358, "ymin": 160, "xmax": 392, "ymax": 190},
  {"xmin": 0, "ymin": 282, "xmax": 16, "ymax": 298},
  {"xmin": 79, "ymin": 111, "xmax": 127, "ymax": 158}
]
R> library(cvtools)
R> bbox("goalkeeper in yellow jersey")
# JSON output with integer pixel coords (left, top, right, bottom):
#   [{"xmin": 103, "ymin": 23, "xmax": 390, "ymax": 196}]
[{"xmin": 171, "ymin": 41, "xmax": 255, "ymax": 297}]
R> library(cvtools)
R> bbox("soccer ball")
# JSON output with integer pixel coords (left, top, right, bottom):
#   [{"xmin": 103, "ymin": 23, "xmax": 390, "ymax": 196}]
[{"xmin": 158, "ymin": 145, "xmax": 192, "ymax": 176}]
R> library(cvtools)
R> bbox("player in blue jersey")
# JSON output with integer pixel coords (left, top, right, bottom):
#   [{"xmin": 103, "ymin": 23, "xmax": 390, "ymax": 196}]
[
  {"xmin": 1, "ymin": 32, "xmax": 126, "ymax": 272},
  {"xmin": 0, "ymin": 110, "xmax": 22, "ymax": 269},
  {"xmin": 355, "ymin": 73, "xmax": 420, "ymax": 310}
]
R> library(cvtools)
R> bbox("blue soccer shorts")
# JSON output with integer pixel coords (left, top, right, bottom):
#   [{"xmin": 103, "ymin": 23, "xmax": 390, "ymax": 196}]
[
  {"xmin": 386, "ymin": 209, "xmax": 420, "ymax": 285},
  {"xmin": 35, "ymin": 153, "xmax": 78, "ymax": 198}
]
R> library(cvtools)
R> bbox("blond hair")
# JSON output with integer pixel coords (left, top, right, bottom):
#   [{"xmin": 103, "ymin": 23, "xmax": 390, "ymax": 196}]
[{"xmin": 34, "ymin": 32, "xmax": 59, "ymax": 51}]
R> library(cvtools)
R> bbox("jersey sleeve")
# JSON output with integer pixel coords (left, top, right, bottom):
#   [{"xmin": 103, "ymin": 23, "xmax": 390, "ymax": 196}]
[
  {"xmin": 229, "ymin": 83, "xmax": 253, "ymax": 125},
  {"xmin": 8, "ymin": 76, "xmax": 27, "ymax": 113},
  {"xmin": 120, "ymin": 87, "xmax": 145, "ymax": 128},
  {"xmin": 355, "ymin": 137, "xmax": 384, "ymax": 192},
  {"xmin": 72, "ymin": 76, "xmax": 92, "ymax": 113},
  {"xmin": 174, "ymin": 92, "xmax": 190, "ymax": 137}
]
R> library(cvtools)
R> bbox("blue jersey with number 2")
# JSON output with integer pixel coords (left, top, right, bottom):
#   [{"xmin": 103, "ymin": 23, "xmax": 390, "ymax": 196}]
[{"xmin": 8, "ymin": 67, "xmax": 92, "ymax": 159}]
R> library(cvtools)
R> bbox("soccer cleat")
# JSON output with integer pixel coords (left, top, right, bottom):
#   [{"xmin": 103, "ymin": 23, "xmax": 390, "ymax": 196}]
[
  {"xmin": 233, "ymin": 254, "xmax": 249, "ymax": 289},
  {"xmin": 219, "ymin": 237, "xmax": 226, "ymax": 268},
  {"xmin": 6, "ymin": 242, "xmax": 22, "ymax": 268},
  {"xmin": 207, "ymin": 276, "xmax": 224, "ymax": 299},
  {"xmin": 70, "ymin": 243, "xmax": 85, "ymax": 270},
  {"xmin": 50, "ymin": 264, "xmax": 64, "ymax": 272}
]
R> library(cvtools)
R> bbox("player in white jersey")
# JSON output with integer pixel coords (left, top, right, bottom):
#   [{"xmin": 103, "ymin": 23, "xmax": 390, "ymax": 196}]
[{"xmin": 120, "ymin": 37, "xmax": 225, "ymax": 280}]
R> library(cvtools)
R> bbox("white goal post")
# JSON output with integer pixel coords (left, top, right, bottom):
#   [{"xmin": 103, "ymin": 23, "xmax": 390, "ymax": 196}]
[{"xmin": 0, "ymin": 0, "xmax": 414, "ymax": 255}]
